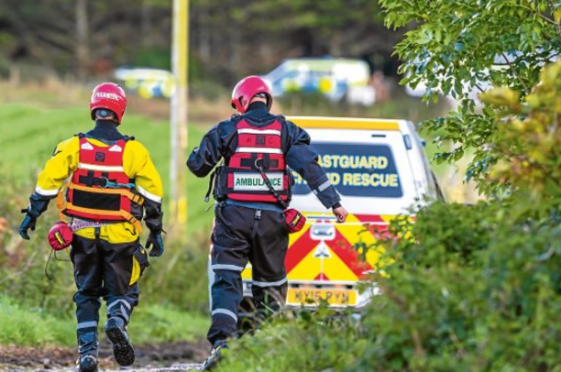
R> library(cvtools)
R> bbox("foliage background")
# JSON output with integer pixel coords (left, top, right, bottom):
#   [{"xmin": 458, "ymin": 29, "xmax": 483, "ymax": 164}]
[{"xmin": 0, "ymin": 0, "xmax": 401, "ymax": 84}]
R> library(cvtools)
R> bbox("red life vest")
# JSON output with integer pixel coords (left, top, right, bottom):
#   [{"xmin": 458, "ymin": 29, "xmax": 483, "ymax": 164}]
[
  {"xmin": 217, "ymin": 118, "xmax": 291, "ymax": 203},
  {"xmin": 64, "ymin": 136, "xmax": 144, "ymax": 227}
]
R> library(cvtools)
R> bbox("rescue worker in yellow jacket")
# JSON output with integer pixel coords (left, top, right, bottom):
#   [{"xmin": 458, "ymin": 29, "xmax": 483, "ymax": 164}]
[{"xmin": 18, "ymin": 83, "xmax": 164, "ymax": 372}]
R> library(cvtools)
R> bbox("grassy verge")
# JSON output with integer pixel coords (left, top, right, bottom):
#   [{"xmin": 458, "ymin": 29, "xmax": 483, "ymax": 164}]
[
  {"xmin": 0, "ymin": 297, "xmax": 76, "ymax": 347},
  {"xmin": 0, "ymin": 296, "xmax": 207, "ymax": 347},
  {"xmin": 216, "ymin": 310, "xmax": 362, "ymax": 372}
]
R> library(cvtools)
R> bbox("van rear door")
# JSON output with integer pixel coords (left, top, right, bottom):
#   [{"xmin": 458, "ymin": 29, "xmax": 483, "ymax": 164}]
[{"xmin": 284, "ymin": 118, "xmax": 421, "ymax": 308}]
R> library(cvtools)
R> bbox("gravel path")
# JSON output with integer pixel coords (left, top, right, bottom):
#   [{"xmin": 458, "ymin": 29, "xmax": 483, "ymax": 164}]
[
  {"xmin": 1, "ymin": 364, "xmax": 201, "ymax": 372},
  {"xmin": 0, "ymin": 341, "xmax": 207, "ymax": 372}
]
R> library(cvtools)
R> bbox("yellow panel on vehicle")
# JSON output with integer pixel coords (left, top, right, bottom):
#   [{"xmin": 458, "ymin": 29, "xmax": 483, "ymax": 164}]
[
  {"xmin": 287, "ymin": 116, "xmax": 401, "ymax": 131},
  {"xmin": 336, "ymin": 213, "xmax": 381, "ymax": 268},
  {"xmin": 242, "ymin": 213, "xmax": 401, "ymax": 284},
  {"xmin": 287, "ymin": 288, "xmax": 357, "ymax": 306},
  {"xmin": 287, "ymin": 242, "xmax": 358, "ymax": 282}
]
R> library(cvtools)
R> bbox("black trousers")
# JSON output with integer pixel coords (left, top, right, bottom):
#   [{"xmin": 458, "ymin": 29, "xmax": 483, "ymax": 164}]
[
  {"xmin": 208, "ymin": 204, "xmax": 289, "ymax": 344},
  {"xmin": 70, "ymin": 232, "xmax": 149, "ymax": 356}
]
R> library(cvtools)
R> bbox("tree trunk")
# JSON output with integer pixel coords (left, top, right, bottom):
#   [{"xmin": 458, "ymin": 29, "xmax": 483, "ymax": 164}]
[
  {"xmin": 142, "ymin": 0, "xmax": 152, "ymax": 47},
  {"xmin": 198, "ymin": 3, "xmax": 210, "ymax": 63},
  {"xmin": 75, "ymin": 0, "xmax": 89, "ymax": 82}
]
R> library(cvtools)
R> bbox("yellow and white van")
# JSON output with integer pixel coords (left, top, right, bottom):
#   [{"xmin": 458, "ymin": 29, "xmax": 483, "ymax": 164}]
[{"xmin": 239, "ymin": 116, "xmax": 440, "ymax": 310}]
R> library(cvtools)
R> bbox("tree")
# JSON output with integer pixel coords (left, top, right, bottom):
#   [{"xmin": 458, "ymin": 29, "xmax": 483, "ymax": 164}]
[
  {"xmin": 0, "ymin": 0, "xmax": 401, "ymax": 83},
  {"xmin": 378, "ymin": 0, "xmax": 561, "ymax": 193}
]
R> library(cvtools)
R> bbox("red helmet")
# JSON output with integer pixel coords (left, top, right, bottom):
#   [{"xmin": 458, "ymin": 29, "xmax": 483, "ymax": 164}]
[
  {"xmin": 90, "ymin": 82, "xmax": 127, "ymax": 123},
  {"xmin": 231, "ymin": 76, "xmax": 272, "ymax": 114}
]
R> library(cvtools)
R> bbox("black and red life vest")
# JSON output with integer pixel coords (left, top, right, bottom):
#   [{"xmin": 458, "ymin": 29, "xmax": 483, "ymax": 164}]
[
  {"xmin": 64, "ymin": 135, "xmax": 144, "ymax": 227},
  {"xmin": 215, "ymin": 117, "xmax": 291, "ymax": 203}
]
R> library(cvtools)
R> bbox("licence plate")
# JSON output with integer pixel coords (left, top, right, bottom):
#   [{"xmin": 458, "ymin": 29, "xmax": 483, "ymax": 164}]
[{"xmin": 287, "ymin": 288, "xmax": 357, "ymax": 306}]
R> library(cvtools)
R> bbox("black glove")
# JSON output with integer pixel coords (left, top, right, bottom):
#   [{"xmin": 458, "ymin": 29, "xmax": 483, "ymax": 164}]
[
  {"xmin": 144, "ymin": 199, "xmax": 163, "ymax": 232},
  {"xmin": 143, "ymin": 198, "xmax": 164, "ymax": 257},
  {"xmin": 145, "ymin": 230, "xmax": 164, "ymax": 257},
  {"xmin": 19, "ymin": 193, "xmax": 50, "ymax": 240},
  {"xmin": 19, "ymin": 210, "xmax": 37, "ymax": 240}
]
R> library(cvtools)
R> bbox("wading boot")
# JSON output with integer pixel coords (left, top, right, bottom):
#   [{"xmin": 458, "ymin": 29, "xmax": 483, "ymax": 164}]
[
  {"xmin": 105, "ymin": 317, "xmax": 135, "ymax": 366},
  {"xmin": 201, "ymin": 339, "xmax": 229, "ymax": 371},
  {"xmin": 77, "ymin": 355, "xmax": 98, "ymax": 372},
  {"xmin": 77, "ymin": 328, "xmax": 99, "ymax": 372}
]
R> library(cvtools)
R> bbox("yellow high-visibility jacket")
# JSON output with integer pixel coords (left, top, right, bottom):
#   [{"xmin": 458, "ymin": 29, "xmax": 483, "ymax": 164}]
[{"xmin": 35, "ymin": 136, "xmax": 163, "ymax": 244}]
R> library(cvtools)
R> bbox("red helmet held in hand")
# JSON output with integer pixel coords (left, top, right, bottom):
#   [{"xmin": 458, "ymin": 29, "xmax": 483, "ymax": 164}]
[
  {"xmin": 231, "ymin": 76, "xmax": 272, "ymax": 114},
  {"xmin": 90, "ymin": 82, "xmax": 127, "ymax": 123}
]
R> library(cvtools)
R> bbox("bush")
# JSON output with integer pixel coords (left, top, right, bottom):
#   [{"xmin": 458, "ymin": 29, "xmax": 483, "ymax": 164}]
[
  {"xmin": 217, "ymin": 307, "xmax": 364, "ymax": 372},
  {"xmin": 218, "ymin": 200, "xmax": 561, "ymax": 372},
  {"xmin": 350, "ymin": 200, "xmax": 561, "ymax": 372}
]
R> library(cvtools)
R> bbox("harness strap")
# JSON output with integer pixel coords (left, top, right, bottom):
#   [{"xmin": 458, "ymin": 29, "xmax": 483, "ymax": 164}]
[
  {"xmin": 240, "ymin": 156, "xmax": 279, "ymax": 169},
  {"xmin": 78, "ymin": 173, "xmax": 135, "ymax": 188},
  {"xmin": 205, "ymin": 169, "xmax": 217, "ymax": 203},
  {"xmin": 56, "ymin": 184, "xmax": 68, "ymax": 222},
  {"xmin": 120, "ymin": 210, "xmax": 144, "ymax": 234},
  {"xmin": 255, "ymin": 160, "xmax": 288, "ymax": 210},
  {"xmin": 65, "ymin": 202, "xmax": 143, "ymax": 234}
]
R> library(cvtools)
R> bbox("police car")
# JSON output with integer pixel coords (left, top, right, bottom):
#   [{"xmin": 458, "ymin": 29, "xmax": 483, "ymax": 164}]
[{"xmin": 239, "ymin": 117, "xmax": 441, "ymax": 311}]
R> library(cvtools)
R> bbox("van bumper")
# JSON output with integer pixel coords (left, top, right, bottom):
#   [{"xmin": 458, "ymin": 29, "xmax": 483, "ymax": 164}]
[{"xmin": 241, "ymin": 279, "xmax": 381, "ymax": 312}]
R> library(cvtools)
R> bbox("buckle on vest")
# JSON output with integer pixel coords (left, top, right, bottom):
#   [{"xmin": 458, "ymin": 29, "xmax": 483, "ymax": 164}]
[{"xmin": 98, "ymin": 177, "xmax": 110, "ymax": 188}]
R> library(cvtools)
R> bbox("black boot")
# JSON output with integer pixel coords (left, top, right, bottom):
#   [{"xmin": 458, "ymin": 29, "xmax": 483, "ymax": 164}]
[
  {"xmin": 77, "ymin": 328, "xmax": 99, "ymax": 372},
  {"xmin": 201, "ymin": 339, "xmax": 229, "ymax": 371},
  {"xmin": 77, "ymin": 354, "xmax": 98, "ymax": 372},
  {"xmin": 105, "ymin": 317, "xmax": 135, "ymax": 366}
]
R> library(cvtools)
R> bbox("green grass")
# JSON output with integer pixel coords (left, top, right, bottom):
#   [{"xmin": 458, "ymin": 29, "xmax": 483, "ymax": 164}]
[
  {"xmin": 0, "ymin": 102, "xmax": 214, "ymax": 233},
  {"xmin": 0, "ymin": 296, "xmax": 76, "ymax": 347},
  {"xmin": 0, "ymin": 296, "xmax": 207, "ymax": 347},
  {"xmin": 130, "ymin": 303, "xmax": 208, "ymax": 344}
]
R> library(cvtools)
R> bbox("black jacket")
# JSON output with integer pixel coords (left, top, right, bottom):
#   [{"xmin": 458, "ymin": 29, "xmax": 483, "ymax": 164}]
[{"xmin": 187, "ymin": 102, "xmax": 341, "ymax": 209}]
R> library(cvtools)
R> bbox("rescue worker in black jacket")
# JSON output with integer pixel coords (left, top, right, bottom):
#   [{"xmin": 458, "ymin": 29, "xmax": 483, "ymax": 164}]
[
  {"xmin": 18, "ymin": 83, "xmax": 165, "ymax": 372},
  {"xmin": 188, "ymin": 75, "xmax": 348, "ymax": 370}
]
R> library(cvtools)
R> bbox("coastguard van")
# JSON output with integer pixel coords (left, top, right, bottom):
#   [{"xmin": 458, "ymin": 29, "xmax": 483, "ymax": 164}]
[{"xmin": 238, "ymin": 117, "xmax": 440, "ymax": 311}]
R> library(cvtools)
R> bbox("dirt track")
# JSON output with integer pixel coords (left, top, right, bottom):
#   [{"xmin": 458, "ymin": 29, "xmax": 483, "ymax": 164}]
[{"xmin": 0, "ymin": 341, "xmax": 207, "ymax": 372}]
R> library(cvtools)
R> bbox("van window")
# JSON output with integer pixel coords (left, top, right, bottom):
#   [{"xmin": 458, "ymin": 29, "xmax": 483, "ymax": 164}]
[{"xmin": 291, "ymin": 143, "xmax": 403, "ymax": 198}]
